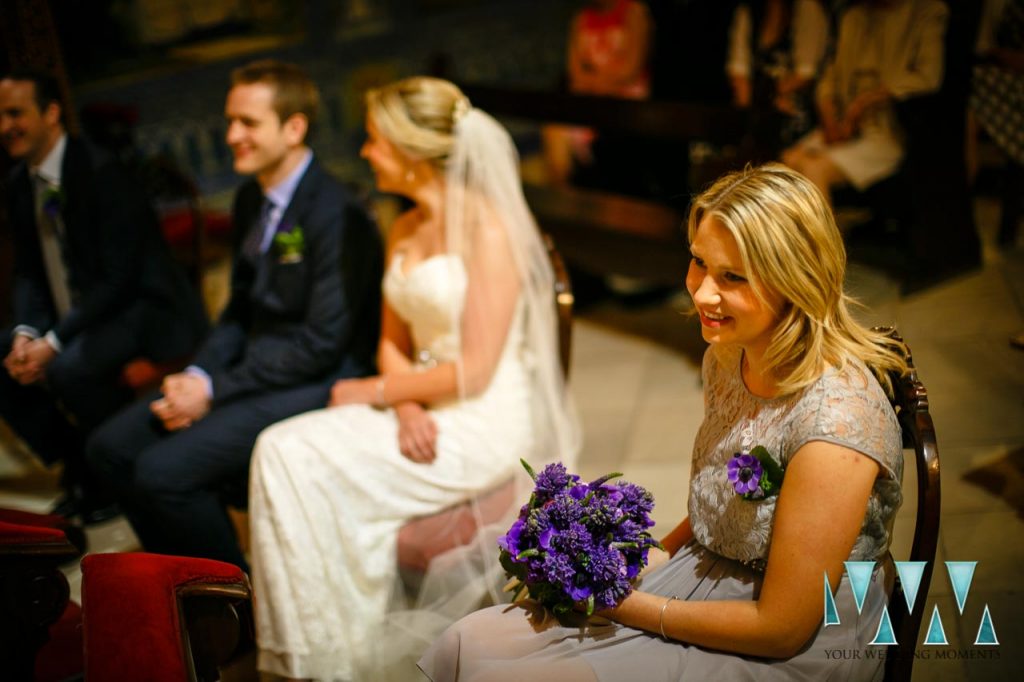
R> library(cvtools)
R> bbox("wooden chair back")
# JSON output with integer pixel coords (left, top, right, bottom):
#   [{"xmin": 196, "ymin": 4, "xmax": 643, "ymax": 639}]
[
  {"xmin": 543, "ymin": 232, "xmax": 574, "ymax": 379},
  {"xmin": 875, "ymin": 327, "xmax": 941, "ymax": 682}
]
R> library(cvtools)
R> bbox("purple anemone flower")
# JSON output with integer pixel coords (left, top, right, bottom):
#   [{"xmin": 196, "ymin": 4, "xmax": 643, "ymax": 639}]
[
  {"xmin": 728, "ymin": 452, "xmax": 763, "ymax": 495},
  {"xmin": 498, "ymin": 518, "xmax": 526, "ymax": 556}
]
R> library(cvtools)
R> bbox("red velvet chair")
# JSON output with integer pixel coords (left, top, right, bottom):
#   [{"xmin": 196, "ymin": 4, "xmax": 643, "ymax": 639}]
[
  {"xmin": 0, "ymin": 514, "xmax": 80, "ymax": 680},
  {"xmin": 81, "ymin": 553, "xmax": 254, "ymax": 682}
]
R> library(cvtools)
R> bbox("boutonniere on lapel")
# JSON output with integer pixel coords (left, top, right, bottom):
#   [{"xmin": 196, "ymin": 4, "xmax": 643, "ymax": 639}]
[
  {"xmin": 273, "ymin": 222, "xmax": 305, "ymax": 264},
  {"xmin": 727, "ymin": 446, "xmax": 785, "ymax": 500},
  {"xmin": 42, "ymin": 186, "xmax": 65, "ymax": 219}
]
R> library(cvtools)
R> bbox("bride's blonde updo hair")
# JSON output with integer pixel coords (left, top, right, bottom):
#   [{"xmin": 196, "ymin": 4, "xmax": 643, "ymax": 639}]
[{"xmin": 365, "ymin": 76, "xmax": 470, "ymax": 166}]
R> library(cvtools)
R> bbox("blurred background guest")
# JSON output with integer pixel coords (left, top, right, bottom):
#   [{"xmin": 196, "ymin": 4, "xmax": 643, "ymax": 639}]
[
  {"xmin": 727, "ymin": 0, "xmax": 829, "ymax": 158},
  {"xmin": 968, "ymin": 0, "xmax": 1023, "ymax": 248},
  {"xmin": 542, "ymin": 0, "xmax": 652, "ymax": 188},
  {"xmin": 781, "ymin": 0, "xmax": 948, "ymax": 204}
]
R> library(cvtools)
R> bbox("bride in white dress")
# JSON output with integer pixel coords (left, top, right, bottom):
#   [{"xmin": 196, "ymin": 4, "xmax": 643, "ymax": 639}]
[{"xmin": 248, "ymin": 77, "xmax": 580, "ymax": 681}]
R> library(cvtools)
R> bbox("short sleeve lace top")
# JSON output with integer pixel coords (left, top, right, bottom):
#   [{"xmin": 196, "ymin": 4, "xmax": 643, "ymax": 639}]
[{"xmin": 688, "ymin": 344, "xmax": 903, "ymax": 566}]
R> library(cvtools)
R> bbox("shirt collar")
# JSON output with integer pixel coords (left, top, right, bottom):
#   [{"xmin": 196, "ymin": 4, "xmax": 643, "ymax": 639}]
[
  {"xmin": 264, "ymin": 149, "xmax": 313, "ymax": 210},
  {"xmin": 32, "ymin": 133, "xmax": 67, "ymax": 187}
]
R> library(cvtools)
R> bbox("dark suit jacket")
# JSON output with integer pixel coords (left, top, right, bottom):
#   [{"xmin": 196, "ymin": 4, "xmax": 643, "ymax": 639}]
[
  {"xmin": 7, "ymin": 137, "xmax": 207, "ymax": 361},
  {"xmin": 192, "ymin": 158, "xmax": 382, "ymax": 405}
]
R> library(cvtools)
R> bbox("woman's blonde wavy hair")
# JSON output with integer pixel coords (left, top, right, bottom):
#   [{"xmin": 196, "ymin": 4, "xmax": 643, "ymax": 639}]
[
  {"xmin": 365, "ymin": 76, "xmax": 469, "ymax": 166},
  {"xmin": 688, "ymin": 163, "xmax": 908, "ymax": 396}
]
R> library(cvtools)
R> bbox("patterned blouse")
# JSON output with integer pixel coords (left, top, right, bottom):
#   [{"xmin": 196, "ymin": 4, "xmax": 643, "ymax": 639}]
[{"xmin": 688, "ymin": 344, "xmax": 903, "ymax": 567}]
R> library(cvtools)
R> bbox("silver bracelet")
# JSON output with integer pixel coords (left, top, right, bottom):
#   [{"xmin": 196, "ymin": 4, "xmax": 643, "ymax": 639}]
[{"xmin": 659, "ymin": 596, "xmax": 677, "ymax": 641}]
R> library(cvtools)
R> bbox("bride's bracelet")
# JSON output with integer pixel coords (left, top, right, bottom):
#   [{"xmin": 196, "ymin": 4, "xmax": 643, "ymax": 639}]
[
  {"xmin": 659, "ymin": 596, "xmax": 678, "ymax": 642},
  {"xmin": 374, "ymin": 376, "xmax": 388, "ymax": 408}
]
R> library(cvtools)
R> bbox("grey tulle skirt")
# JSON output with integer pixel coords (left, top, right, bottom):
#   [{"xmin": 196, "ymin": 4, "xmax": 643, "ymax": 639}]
[{"xmin": 418, "ymin": 541, "xmax": 892, "ymax": 682}]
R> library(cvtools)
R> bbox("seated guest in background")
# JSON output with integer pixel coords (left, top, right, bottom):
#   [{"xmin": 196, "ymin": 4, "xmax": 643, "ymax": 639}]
[
  {"xmin": 248, "ymin": 77, "xmax": 580, "ymax": 681},
  {"xmin": 727, "ymin": 0, "xmax": 829, "ymax": 157},
  {"xmin": 969, "ymin": 0, "xmax": 1024, "ymax": 246},
  {"xmin": 781, "ymin": 0, "xmax": 948, "ymax": 204},
  {"xmin": 86, "ymin": 60, "xmax": 382, "ymax": 568},
  {"xmin": 420, "ymin": 164, "xmax": 908, "ymax": 682},
  {"xmin": 543, "ymin": 0, "xmax": 652, "ymax": 187},
  {"xmin": 970, "ymin": 0, "xmax": 1024, "ymax": 346},
  {"xmin": 0, "ymin": 71, "xmax": 207, "ymax": 523}
]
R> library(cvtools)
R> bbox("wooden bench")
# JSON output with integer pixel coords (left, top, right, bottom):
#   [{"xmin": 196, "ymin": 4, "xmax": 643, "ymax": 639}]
[{"xmin": 460, "ymin": 85, "xmax": 748, "ymax": 285}]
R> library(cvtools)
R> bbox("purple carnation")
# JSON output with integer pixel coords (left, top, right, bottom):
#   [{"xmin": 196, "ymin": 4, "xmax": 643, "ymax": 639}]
[{"xmin": 727, "ymin": 452, "xmax": 763, "ymax": 495}]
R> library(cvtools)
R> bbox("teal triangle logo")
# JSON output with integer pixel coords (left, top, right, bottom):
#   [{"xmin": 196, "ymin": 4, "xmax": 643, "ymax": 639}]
[
  {"xmin": 869, "ymin": 606, "xmax": 897, "ymax": 645},
  {"xmin": 974, "ymin": 605, "xmax": 999, "ymax": 645},
  {"xmin": 824, "ymin": 572, "xmax": 840, "ymax": 626},
  {"xmin": 924, "ymin": 604, "xmax": 948, "ymax": 645},
  {"xmin": 845, "ymin": 561, "xmax": 875, "ymax": 615},
  {"xmin": 894, "ymin": 561, "xmax": 927, "ymax": 614},
  {"xmin": 946, "ymin": 561, "xmax": 976, "ymax": 615}
]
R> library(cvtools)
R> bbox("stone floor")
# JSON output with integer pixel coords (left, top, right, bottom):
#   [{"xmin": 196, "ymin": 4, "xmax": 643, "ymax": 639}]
[{"xmin": 1, "ymin": 198, "xmax": 1020, "ymax": 681}]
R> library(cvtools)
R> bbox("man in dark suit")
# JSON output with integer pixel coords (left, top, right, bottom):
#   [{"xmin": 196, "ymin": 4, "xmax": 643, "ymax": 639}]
[
  {"xmin": 87, "ymin": 60, "xmax": 382, "ymax": 568},
  {"xmin": 0, "ymin": 71, "xmax": 208, "ymax": 522}
]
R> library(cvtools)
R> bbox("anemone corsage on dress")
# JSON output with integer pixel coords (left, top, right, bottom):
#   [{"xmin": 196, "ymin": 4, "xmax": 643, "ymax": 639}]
[
  {"xmin": 727, "ymin": 445, "xmax": 785, "ymax": 500},
  {"xmin": 498, "ymin": 460, "xmax": 662, "ymax": 622}
]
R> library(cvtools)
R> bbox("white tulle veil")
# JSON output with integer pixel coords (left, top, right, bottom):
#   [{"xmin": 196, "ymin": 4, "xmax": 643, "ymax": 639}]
[{"xmin": 377, "ymin": 96, "xmax": 581, "ymax": 679}]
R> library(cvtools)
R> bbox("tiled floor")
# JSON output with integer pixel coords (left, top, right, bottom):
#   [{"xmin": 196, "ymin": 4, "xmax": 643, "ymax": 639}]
[{"xmin": 1, "ymin": 200, "xmax": 1020, "ymax": 681}]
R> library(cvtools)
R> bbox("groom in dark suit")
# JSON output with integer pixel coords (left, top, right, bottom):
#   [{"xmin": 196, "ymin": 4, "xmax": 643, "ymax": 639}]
[
  {"xmin": 0, "ymin": 71, "xmax": 208, "ymax": 522},
  {"xmin": 87, "ymin": 60, "xmax": 382, "ymax": 568}
]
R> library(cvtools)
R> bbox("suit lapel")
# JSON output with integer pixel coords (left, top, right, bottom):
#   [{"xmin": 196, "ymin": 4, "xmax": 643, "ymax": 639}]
[
  {"xmin": 250, "ymin": 159, "xmax": 317, "ymax": 296},
  {"xmin": 57, "ymin": 138, "xmax": 93, "ymax": 264},
  {"xmin": 258, "ymin": 158, "xmax": 319, "ymax": 267},
  {"xmin": 277, "ymin": 158, "xmax": 320, "ymax": 242}
]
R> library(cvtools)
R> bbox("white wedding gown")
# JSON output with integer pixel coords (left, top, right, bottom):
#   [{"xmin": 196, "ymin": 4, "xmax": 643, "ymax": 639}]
[{"xmin": 250, "ymin": 253, "xmax": 533, "ymax": 681}]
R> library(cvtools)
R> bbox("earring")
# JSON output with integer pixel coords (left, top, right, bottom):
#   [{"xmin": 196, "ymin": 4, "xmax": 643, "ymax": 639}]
[{"xmin": 405, "ymin": 169, "xmax": 415, "ymax": 183}]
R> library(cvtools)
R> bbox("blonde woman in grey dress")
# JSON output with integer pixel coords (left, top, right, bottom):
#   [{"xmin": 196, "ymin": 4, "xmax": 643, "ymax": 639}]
[{"xmin": 419, "ymin": 164, "xmax": 910, "ymax": 682}]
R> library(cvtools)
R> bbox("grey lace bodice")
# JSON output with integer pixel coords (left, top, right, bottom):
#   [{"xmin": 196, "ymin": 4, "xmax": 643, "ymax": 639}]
[{"xmin": 689, "ymin": 345, "xmax": 903, "ymax": 565}]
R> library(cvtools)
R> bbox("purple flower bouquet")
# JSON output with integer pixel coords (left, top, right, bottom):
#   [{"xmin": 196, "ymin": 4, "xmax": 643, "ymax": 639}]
[{"xmin": 498, "ymin": 460, "xmax": 662, "ymax": 621}]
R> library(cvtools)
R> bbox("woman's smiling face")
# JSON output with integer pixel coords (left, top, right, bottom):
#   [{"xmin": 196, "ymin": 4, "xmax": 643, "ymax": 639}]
[{"xmin": 686, "ymin": 216, "xmax": 783, "ymax": 358}]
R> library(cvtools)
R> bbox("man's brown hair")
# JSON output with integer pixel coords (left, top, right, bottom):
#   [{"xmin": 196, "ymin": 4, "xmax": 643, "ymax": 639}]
[{"xmin": 231, "ymin": 60, "xmax": 320, "ymax": 133}]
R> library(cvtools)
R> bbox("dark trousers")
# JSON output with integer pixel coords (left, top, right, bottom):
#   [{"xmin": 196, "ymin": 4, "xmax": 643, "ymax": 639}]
[
  {"xmin": 0, "ymin": 317, "xmax": 142, "ymax": 496},
  {"xmin": 86, "ymin": 381, "xmax": 331, "ymax": 569}
]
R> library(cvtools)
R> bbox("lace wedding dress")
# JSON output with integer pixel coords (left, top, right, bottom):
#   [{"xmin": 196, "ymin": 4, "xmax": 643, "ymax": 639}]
[
  {"xmin": 420, "ymin": 344, "xmax": 904, "ymax": 682},
  {"xmin": 250, "ymin": 252, "xmax": 532, "ymax": 681}
]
